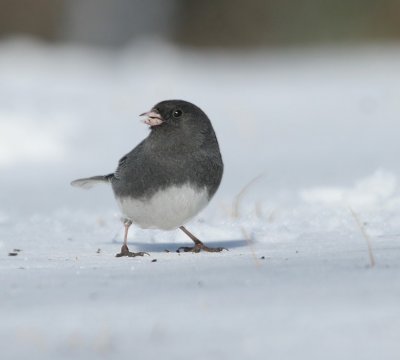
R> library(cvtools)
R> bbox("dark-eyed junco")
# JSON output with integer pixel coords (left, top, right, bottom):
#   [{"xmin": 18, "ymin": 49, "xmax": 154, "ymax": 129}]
[{"xmin": 71, "ymin": 100, "xmax": 225, "ymax": 257}]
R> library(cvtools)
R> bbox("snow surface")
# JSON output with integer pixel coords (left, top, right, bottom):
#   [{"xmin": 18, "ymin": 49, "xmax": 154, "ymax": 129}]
[{"xmin": 1, "ymin": 38, "xmax": 400, "ymax": 360}]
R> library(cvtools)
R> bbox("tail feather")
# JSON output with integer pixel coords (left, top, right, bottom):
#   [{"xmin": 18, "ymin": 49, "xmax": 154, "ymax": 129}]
[{"xmin": 70, "ymin": 174, "xmax": 113, "ymax": 190}]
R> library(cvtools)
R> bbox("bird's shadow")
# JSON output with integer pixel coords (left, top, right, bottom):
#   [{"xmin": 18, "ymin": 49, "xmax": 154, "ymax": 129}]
[{"xmin": 126, "ymin": 239, "xmax": 249, "ymax": 253}]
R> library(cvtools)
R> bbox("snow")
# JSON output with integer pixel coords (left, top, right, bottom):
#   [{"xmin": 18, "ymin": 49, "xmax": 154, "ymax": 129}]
[{"xmin": 1, "ymin": 38, "xmax": 400, "ymax": 360}]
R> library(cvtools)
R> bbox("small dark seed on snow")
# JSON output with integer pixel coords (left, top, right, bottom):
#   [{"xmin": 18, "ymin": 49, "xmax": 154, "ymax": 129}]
[
  {"xmin": 96, "ymin": 248, "xmax": 101, "ymax": 254},
  {"xmin": 8, "ymin": 252, "xmax": 18, "ymax": 256},
  {"xmin": 151, "ymin": 259, "xmax": 157, "ymax": 262},
  {"xmin": 260, "ymin": 256, "xmax": 265, "ymax": 260},
  {"xmin": 164, "ymin": 249, "xmax": 170, "ymax": 253},
  {"xmin": 13, "ymin": 249, "xmax": 22, "ymax": 252}
]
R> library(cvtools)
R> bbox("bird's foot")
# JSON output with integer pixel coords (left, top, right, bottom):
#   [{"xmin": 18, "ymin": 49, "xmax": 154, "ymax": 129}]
[
  {"xmin": 115, "ymin": 244, "xmax": 150, "ymax": 258},
  {"xmin": 177, "ymin": 242, "xmax": 227, "ymax": 253}
]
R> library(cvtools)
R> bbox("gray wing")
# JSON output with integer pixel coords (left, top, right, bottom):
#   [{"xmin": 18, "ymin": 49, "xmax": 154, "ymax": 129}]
[{"xmin": 110, "ymin": 138, "xmax": 223, "ymax": 200}]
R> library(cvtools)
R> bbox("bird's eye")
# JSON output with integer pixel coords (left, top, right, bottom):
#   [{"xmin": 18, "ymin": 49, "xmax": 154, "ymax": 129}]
[{"xmin": 173, "ymin": 109, "xmax": 182, "ymax": 118}]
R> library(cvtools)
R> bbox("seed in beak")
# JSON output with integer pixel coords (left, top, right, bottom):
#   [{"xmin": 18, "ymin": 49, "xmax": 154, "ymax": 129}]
[{"xmin": 140, "ymin": 110, "xmax": 164, "ymax": 127}]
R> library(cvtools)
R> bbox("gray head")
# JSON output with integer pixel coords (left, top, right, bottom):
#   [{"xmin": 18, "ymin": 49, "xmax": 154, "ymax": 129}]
[{"xmin": 141, "ymin": 100, "xmax": 215, "ymax": 143}]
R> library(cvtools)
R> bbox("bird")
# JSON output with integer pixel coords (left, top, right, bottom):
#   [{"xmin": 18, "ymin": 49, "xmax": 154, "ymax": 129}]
[{"xmin": 71, "ymin": 100, "xmax": 225, "ymax": 257}]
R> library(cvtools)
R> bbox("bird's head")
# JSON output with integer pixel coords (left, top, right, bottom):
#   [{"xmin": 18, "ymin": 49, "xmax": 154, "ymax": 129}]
[{"xmin": 140, "ymin": 100, "xmax": 212, "ymax": 133}]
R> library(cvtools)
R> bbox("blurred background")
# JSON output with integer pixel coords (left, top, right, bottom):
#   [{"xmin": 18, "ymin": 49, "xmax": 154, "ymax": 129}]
[
  {"xmin": 1, "ymin": 0, "xmax": 400, "ymax": 47},
  {"xmin": 0, "ymin": 0, "xmax": 399, "ymax": 215}
]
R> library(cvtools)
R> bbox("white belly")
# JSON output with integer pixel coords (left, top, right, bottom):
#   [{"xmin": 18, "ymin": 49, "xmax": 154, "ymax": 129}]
[{"xmin": 116, "ymin": 184, "xmax": 209, "ymax": 230}]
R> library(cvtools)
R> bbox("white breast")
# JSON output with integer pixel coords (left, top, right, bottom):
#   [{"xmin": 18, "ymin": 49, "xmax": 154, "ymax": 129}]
[{"xmin": 116, "ymin": 184, "xmax": 210, "ymax": 230}]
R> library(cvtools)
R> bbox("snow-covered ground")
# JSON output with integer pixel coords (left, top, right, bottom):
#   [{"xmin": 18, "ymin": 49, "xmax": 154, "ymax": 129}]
[{"xmin": 1, "ymin": 38, "xmax": 400, "ymax": 360}]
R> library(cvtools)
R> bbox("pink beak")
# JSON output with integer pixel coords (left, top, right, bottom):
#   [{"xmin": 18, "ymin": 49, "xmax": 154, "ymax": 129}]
[{"xmin": 140, "ymin": 110, "xmax": 164, "ymax": 127}]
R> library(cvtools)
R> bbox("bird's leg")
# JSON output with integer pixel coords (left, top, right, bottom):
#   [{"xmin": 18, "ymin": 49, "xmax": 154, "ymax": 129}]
[
  {"xmin": 115, "ymin": 219, "xmax": 149, "ymax": 257},
  {"xmin": 177, "ymin": 226, "xmax": 227, "ymax": 253}
]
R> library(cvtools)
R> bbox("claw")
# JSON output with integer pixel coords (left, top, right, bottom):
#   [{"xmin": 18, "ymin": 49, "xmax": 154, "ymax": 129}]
[
  {"xmin": 115, "ymin": 244, "xmax": 150, "ymax": 258},
  {"xmin": 176, "ymin": 246, "xmax": 198, "ymax": 253},
  {"xmin": 176, "ymin": 244, "xmax": 227, "ymax": 253}
]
